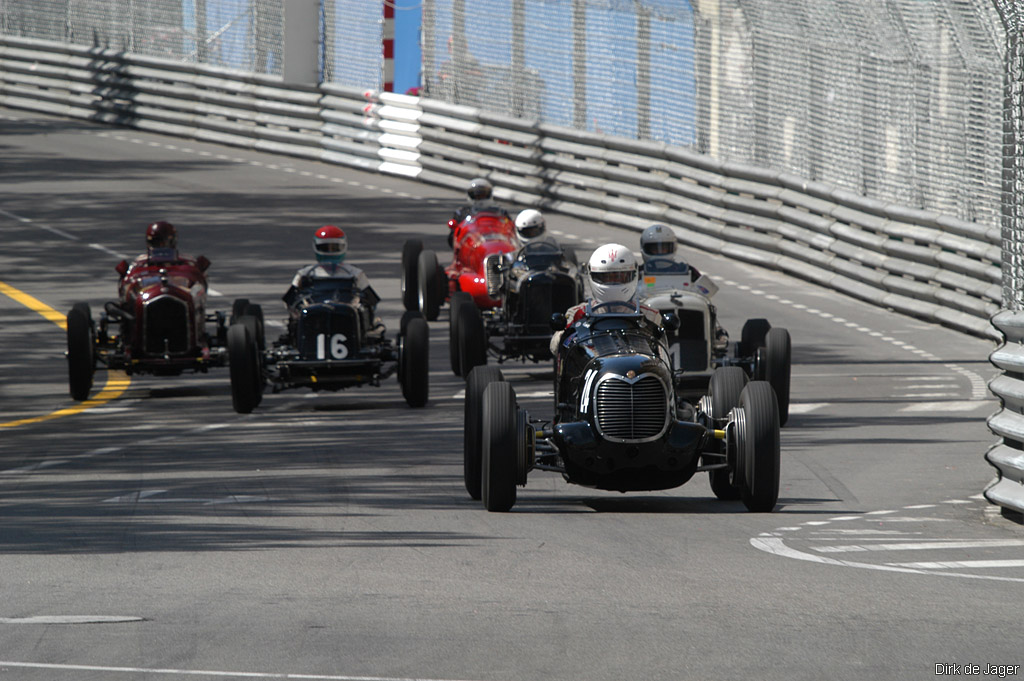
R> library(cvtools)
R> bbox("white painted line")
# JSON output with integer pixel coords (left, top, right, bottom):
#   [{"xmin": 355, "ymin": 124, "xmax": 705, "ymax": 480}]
[
  {"xmin": 885, "ymin": 559, "xmax": 1024, "ymax": 569},
  {"xmin": 787, "ymin": 402, "xmax": 828, "ymax": 415},
  {"xmin": 0, "ymin": 616, "xmax": 143, "ymax": 624},
  {"xmin": 89, "ymin": 243, "xmax": 130, "ymax": 260},
  {"xmin": 899, "ymin": 402, "xmax": 990, "ymax": 413},
  {"xmin": 894, "ymin": 393, "xmax": 958, "ymax": 398},
  {"xmin": 751, "ymin": 537, "xmax": 1024, "ymax": 583},
  {"xmin": 903, "ymin": 504, "xmax": 937, "ymax": 509},
  {"xmin": 207, "ymin": 287, "xmax": 224, "ymax": 297},
  {"xmin": 813, "ymin": 539, "xmax": 1024, "ymax": 554},
  {"xmin": 942, "ymin": 499, "xmax": 973, "ymax": 504},
  {"xmin": 0, "ymin": 661, "xmax": 482, "ymax": 681},
  {"xmin": 865, "ymin": 509, "xmax": 897, "ymax": 515},
  {"xmin": 803, "ymin": 521, "xmax": 831, "ymax": 526}
]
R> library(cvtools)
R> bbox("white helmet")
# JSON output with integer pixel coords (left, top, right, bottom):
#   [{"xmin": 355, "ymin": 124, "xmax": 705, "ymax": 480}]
[
  {"xmin": 640, "ymin": 223, "xmax": 677, "ymax": 259},
  {"xmin": 515, "ymin": 209, "xmax": 545, "ymax": 242},
  {"xmin": 588, "ymin": 243, "xmax": 638, "ymax": 304}
]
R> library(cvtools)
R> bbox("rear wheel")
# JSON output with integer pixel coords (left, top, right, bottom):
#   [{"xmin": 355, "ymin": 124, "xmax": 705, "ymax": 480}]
[
  {"xmin": 230, "ymin": 298, "xmax": 250, "ymax": 324},
  {"xmin": 457, "ymin": 299, "xmax": 487, "ymax": 378},
  {"xmin": 482, "ymin": 381, "xmax": 518, "ymax": 512},
  {"xmin": 417, "ymin": 249, "xmax": 442, "ymax": 321},
  {"xmin": 764, "ymin": 327, "xmax": 791, "ymax": 427},
  {"xmin": 401, "ymin": 239, "xmax": 423, "ymax": 312},
  {"xmin": 707, "ymin": 366, "xmax": 747, "ymax": 500},
  {"xmin": 740, "ymin": 318, "xmax": 771, "ymax": 359},
  {"xmin": 400, "ymin": 316, "xmax": 429, "ymax": 407},
  {"xmin": 449, "ymin": 291, "xmax": 472, "ymax": 375},
  {"xmin": 67, "ymin": 302, "xmax": 95, "ymax": 401},
  {"xmin": 464, "ymin": 365, "xmax": 504, "ymax": 500},
  {"xmin": 228, "ymin": 323, "xmax": 263, "ymax": 414},
  {"xmin": 738, "ymin": 381, "xmax": 780, "ymax": 512},
  {"xmin": 242, "ymin": 303, "xmax": 266, "ymax": 352}
]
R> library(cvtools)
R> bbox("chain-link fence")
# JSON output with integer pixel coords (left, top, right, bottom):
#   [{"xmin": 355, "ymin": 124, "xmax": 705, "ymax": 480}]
[
  {"xmin": 424, "ymin": 0, "xmax": 1006, "ymax": 233},
  {"xmin": 0, "ymin": 0, "xmax": 382, "ymax": 86}
]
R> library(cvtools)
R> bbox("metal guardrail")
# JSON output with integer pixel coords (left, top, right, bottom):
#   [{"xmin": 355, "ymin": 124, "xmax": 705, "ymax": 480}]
[
  {"xmin": 987, "ymin": 310, "xmax": 1024, "ymax": 518},
  {"xmin": 0, "ymin": 35, "xmax": 1001, "ymax": 340}
]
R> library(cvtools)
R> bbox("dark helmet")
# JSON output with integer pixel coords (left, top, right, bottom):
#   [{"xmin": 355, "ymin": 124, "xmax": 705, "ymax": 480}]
[
  {"xmin": 467, "ymin": 177, "xmax": 493, "ymax": 202},
  {"xmin": 146, "ymin": 221, "xmax": 177, "ymax": 249}
]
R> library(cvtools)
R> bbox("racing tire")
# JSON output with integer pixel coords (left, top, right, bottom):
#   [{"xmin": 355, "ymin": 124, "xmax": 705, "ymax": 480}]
[
  {"xmin": 228, "ymin": 322, "xmax": 263, "ymax": 414},
  {"xmin": 242, "ymin": 303, "xmax": 266, "ymax": 352},
  {"xmin": 764, "ymin": 327, "xmax": 792, "ymax": 427},
  {"xmin": 738, "ymin": 381, "xmax": 781, "ymax": 513},
  {"xmin": 401, "ymin": 239, "xmax": 423, "ymax": 312},
  {"xmin": 464, "ymin": 365, "xmax": 504, "ymax": 500},
  {"xmin": 449, "ymin": 291, "xmax": 472, "ymax": 376},
  {"xmin": 482, "ymin": 381, "xmax": 518, "ymax": 512},
  {"xmin": 707, "ymin": 366, "xmax": 747, "ymax": 501},
  {"xmin": 417, "ymin": 249, "xmax": 442, "ymax": 321},
  {"xmin": 400, "ymin": 316, "xmax": 429, "ymax": 407},
  {"xmin": 740, "ymin": 318, "xmax": 771, "ymax": 359},
  {"xmin": 399, "ymin": 309, "xmax": 422, "ymax": 338},
  {"xmin": 67, "ymin": 302, "xmax": 95, "ymax": 401},
  {"xmin": 457, "ymin": 299, "xmax": 487, "ymax": 378},
  {"xmin": 230, "ymin": 298, "xmax": 250, "ymax": 324}
]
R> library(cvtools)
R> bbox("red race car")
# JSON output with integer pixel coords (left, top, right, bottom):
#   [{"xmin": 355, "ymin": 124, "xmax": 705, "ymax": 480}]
[
  {"xmin": 65, "ymin": 247, "xmax": 231, "ymax": 400},
  {"xmin": 401, "ymin": 209, "xmax": 519, "ymax": 321}
]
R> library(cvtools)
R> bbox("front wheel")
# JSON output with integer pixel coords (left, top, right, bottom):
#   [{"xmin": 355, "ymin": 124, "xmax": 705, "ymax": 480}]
[
  {"xmin": 738, "ymin": 381, "xmax": 780, "ymax": 512},
  {"xmin": 482, "ymin": 381, "xmax": 518, "ymax": 512},
  {"xmin": 228, "ymin": 323, "xmax": 263, "ymax": 414},
  {"xmin": 764, "ymin": 327, "xmax": 791, "ymax": 427},
  {"xmin": 401, "ymin": 239, "xmax": 423, "ymax": 312},
  {"xmin": 417, "ymin": 249, "xmax": 443, "ymax": 321},
  {"xmin": 707, "ymin": 366, "xmax": 747, "ymax": 501},
  {"xmin": 67, "ymin": 302, "xmax": 95, "ymax": 401},
  {"xmin": 457, "ymin": 298, "xmax": 487, "ymax": 378},
  {"xmin": 465, "ymin": 365, "xmax": 504, "ymax": 500},
  {"xmin": 449, "ymin": 291, "xmax": 472, "ymax": 376},
  {"xmin": 400, "ymin": 316, "xmax": 429, "ymax": 407}
]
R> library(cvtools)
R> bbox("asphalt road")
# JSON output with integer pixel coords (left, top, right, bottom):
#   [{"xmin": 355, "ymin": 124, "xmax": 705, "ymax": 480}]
[{"xmin": 1, "ymin": 109, "xmax": 1021, "ymax": 681}]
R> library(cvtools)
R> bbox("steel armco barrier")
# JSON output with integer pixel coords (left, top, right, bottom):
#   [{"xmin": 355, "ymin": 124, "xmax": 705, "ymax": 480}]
[
  {"xmin": 0, "ymin": 35, "xmax": 1002, "ymax": 342},
  {"xmin": 988, "ymin": 310, "xmax": 1024, "ymax": 517}
]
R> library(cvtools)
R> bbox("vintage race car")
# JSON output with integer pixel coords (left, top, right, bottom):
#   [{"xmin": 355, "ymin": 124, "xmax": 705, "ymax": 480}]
[
  {"xmin": 449, "ymin": 237, "xmax": 583, "ymax": 377},
  {"xmin": 226, "ymin": 276, "xmax": 429, "ymax": 413},
  {"xmin": 401, "ymin": 209, "xmax": 518, "ymax": 322},
  {"xmin": 65, "ymin": 248, "xmax": 226, "ymax": 400},
  {"xmin": 462, "ymin": 301, "xmax": 782, "ymax": 512},
  {"xmin": 638, "ymin": 262, "xmax": 792, "ymax": 426}
]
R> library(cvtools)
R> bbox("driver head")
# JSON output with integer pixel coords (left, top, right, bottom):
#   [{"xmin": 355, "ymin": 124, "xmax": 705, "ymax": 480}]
[
  {"xmin": 588, "ymin": 243, "xmax": 638, "ymax": 304},
  {"xmin": 515, "ymin": 209, "xmax": 545, "ymax": 242},
  {"xmin": 640, "ymin": 223, "xmax": 676, "ymax": 260},
  {"xmin": 314, "ymin": 225, "xmax": 347, "ymax": 265},
  {"xmin": 467, "ymin": 177, "xmax": 493, "ymax": 202},
  {"xmin": 146, "ymin": 221, "xmax": 177, "ymax": 250}
]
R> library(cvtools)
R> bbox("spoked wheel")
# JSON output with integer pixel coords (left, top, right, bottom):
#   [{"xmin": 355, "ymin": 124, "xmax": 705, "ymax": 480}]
[
  {"xmin": 401, "ymin": 239, "xmax": 423, "ymax": 312},
  {"xmin": 464, "ymin": 365, "xmax": 504, "ymax": 500},
  {"xmin": 482, "ymin": 381, "xmax": 518, "ymax": 512},
  {"xmin": 764, "ymin": 327, "xmax": 791, "ymax": 427},
  {"xmin": 706, "ymin": 366, "xmax": 747, "ymax": 501},
  {"xmin": 400, "ymin": 315, "xmax": 429, "ymax": 407},
  {"xmin": 66, "ymin": 302, "xmax": 96, "ymax": 401},
  {"xmin": 417, "ymin": 249, "xmax": 443, "ymax": 321},
  {"xmin": 457, "ymin": 299, "xmax": 487, "ymax": 378},
  {"xmin": 738, "ymin": 381, "xmax": 780, "ymax": 512},
  {"xmin": 228, "ymin": 322, "xmax": 263, "ymax": 414},
  {"xmin": 449, "ymin": 291, "xmax": 472, "ymax": 376},
  {"xmin": 740, "ymin": 318, "xmax": 771, "ymax": 360}
]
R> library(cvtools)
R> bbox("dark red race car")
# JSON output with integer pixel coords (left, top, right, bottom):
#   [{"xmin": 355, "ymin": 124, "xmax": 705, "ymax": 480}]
[
  {"xmin": 401, "ymin": 209, "xmax": 518, "ymax": 321},
  {"xmin": 65, "ymin": 247, "xmax": 231, "ymax": 400}
]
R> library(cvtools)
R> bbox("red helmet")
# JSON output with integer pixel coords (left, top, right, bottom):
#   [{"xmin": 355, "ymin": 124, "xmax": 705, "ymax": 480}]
[
  {"xmin": 314, "ymin": 225, "xmax": 347, "ymax": 263},
  {"xmin": 146, "ymin": 221, "xmax": 177, "ymax": 249}
]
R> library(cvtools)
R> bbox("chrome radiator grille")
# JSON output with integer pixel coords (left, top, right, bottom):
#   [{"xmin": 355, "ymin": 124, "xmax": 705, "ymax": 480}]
[{"xmin": 594, "ymin": 375, "xmax": 668, "ymax": 443}]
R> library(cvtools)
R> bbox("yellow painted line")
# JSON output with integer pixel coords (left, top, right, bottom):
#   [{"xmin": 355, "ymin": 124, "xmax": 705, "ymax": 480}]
[
  {"xmin": 0, "ymin": 279, "xmax": 131, "ymax": 428},
  {"xmin": 0, "ymin": 280, "xmax": 67, "ymax": 330}
]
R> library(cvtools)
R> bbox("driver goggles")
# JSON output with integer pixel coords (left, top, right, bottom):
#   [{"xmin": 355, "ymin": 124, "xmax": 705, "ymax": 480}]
[
  {"xmin": 591, "ymin": 270, "xmax": 636, "ymax": 285},
  {"xmin": 315, "ymin": 241, "xmax": 344, "ymax": 253},
  {"xmin": 643, "ymin": 242, "xmax": 675, "ymax": 255}
]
